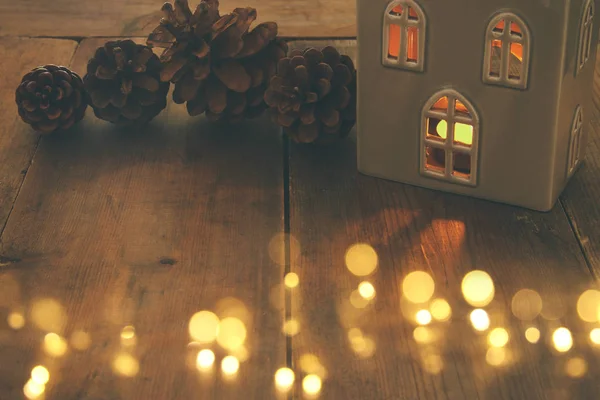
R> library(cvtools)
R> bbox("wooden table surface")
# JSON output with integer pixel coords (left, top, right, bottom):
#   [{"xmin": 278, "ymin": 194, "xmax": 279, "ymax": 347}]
[{"xmin": 1, "ymin": 15, "xmax": 600, "ymax": 400}]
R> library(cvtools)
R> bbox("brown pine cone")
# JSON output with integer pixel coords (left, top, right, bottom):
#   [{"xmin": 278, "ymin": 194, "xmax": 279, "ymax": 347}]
[
  {"xmin": 146, "ymin": 0, "xmax": 287, "ymax": 122},
  {"xmin": 83, "ymin": 40, "xmax": 170, "ymax": 125},
  {"xmin": 15, "ymin": 65, "xmax": 87, "ymax": 134},
  {"xmin": 264, "ymin": 46, "xmax": 357, "ymax": 144}
]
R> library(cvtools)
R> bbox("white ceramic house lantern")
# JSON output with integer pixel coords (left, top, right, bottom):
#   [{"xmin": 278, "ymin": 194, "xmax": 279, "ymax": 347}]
[{"xmin": 356, "ymin": 0, "xmax": 598, "ymax": 211}]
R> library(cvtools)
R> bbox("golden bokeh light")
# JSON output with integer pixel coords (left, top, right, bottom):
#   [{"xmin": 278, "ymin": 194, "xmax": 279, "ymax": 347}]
[
  {"xmin": 345, "ymin": 243, "xmax": 378, "ymax": 277},
  {"xmin": 7, "ymin": 312, "xmax": 25, "ymax": 330},
  {"xmin": 113, "ymin": 352, "xmax": 139, "ymax": 377},
  {"xmin": 413, "ymin": 327, "xmax": 435, "ymax": 344},
  {"xmin": 43, "ymin": 333, "xmax": 68, "ymax": 357},
  {"xmin": 348, "ymin": 328, "xmax": 363, "ymax": 341},
  {"xmin": 303, "ymin": 374, "xmax": 323, "ymax": 396},
  {"xmin": 486, "ymin": 347, "xmax": 506, "ymax": 366},
  {"xmin": 215, "ymin": 297, "xmax": 251, "ymax": 325},
  {"xmin": 402, "ymin": 271, "xmax": 435, "ymax": 304},
  {"xmin": 268, "ymin": 233, "xmax": 300, "ymax": 266},
  {"xmin": 70, "ymin": 330, "xmax": 91, "ymax": 351},
  {"xmin": 283, "ymin": 319, "xmax": 300, "ymax": 336},
  {"xmin": 299, "ymin": 354, "xmax": 327, "ymax": 378},
  {"xmin": 461, "ymin": 271, "xmax": 495, "ymax": 307},
  {"xmin": 590, "ymin": 328, "xmax": 600, "ymax": 345},
  {"xmin": 552, "ymin": 327, "xmax": 573, "ymax": 353},
  {"xmin": 421, "ymin": 353, "xmax": 443, "ymax": 375},
  {"xmin": 221, "ymin": 355, "xmax": 240, "ymax": 376},
  {"xmin": 566, "ymin": 357, "xmax": 587, "ymax": 378},
  {"xmin": 525, "ymin": 327, "xmax": 541, "ymax": 344},
  {"xmin": 488, "ymin": 328, "xmax": 509, "ymax": 348},
  {"xmin": 511, "ymin": 289, "xmax": 543, "ymax": 321},
  {"xmin": 31, "ymin": 298, "xmax": 67, "ymax": 333},
  {"xmin": 196, "ymin": 349, "xmax": 216, "ymax": 370},
  {"xmin": 274, "ymin": 368, "xmax": 295, "ymax": 392},
  {"xmin": 576, "ymin": 290, "xmax": 600, "ymax": 323},
  {"xmin": 349, "ymin": 290, "xmax": 370, "ymax": 309},
  {"xmin": 540, "ymin": 296, "xmax": 566, "ymax": 321},
  {"xmin": 430, "ymin": 299, "xmax": 452, "ymax": 322},
  {"xmin": 470, "ymin": 309, "xmax": 490, "ymax": 332},
  {"xmin": 121, "ymin": 325, "xmax": 136, "ymax": 347},
  {"xmin": 416, "ymin": 310, "xmax": 432, "ymax": 326},
  {"xmin": 230, "ymin": 345, "xmax": 250, "ymax": 363},
  {"xmin": 284, "ymin": 273, "xmax": 300, "ymax": 289},
  {"xmin": 353, "ymin": 336, "xmax": 376, "ymax": 359},
  {"xmin": 358, "ymin": 281, "xmax": 376, "ymax": 300},
  {"xmin": 217, "ymin": 317, "xmax": 247, "ymax": 351},
  {"xmin": 189, "ymin": 311, "xmax": 220, "ymax": 344},
  {"xmin": 23, "ymin": 379, "xmax": 45, "ymax": 399},
  {"xmin": 31, "ymin": 366, "xmax": 50, "ymax": 385}
]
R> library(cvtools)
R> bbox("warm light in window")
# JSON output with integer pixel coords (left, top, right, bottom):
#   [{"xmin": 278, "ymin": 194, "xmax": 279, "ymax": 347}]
[
  {"xmin": 284, "ymin": 273, "xmax": 299, "ymax": 288},
  {"xmin": 407, "ymin": 27, "xmax": 419, "ymax": 62},
  {"xmin": 461, "ymin": 271, "xmax": 495, "ymax": 307},
  {"xmin": 402, "ymin": 271, "xmax": 435, "ymax": 304},
  {"xmin": 416, "ymin": 310, "xmax": 432, "ymax": 325},
  {"xmin": 589, "ymin": 328, "xmax": 600, "ymax": 345},
  {"xmin": 345, "ymin": 244, "xmax": 378, "ymax": 276},
  {"xmin": 31, "ymin": 366, "xmax": 50, "ymax": 385},
  {"xmin": 511, "ymin": 289, "xmax": 543, "ymax": 321},
  {"xmin": 430, "ymin": 298, "xmax": 452, "ymax": 322},
  {"xmin": 221, "ymin": 356, "xmax": 240, "ymax": 376},
  {"xmin": 510, "ymin": 43, "xmax": 523, "ymax": 61},
  {"xmin": 388, "ymin": 24, "xmax": 401, "ymax": 59},
  {"xmin": 303, "ymin": 374, "xmax": 322, "ymax": 396},
  {"xmin": 7, "ymin": 312, "xmax": 25, "ymax": 330},
  {"xmin": 23, "ymin": 379, "xmax": 45, "ymax": 399},
  {"xmin": 275, "ymin": 368, "xmax": 295, "ymax": 391},
  {"xmin": 189, "ymin": 311, "xmax": 220, "ymax": 343},
  {"xmin": 44, "ymin": 333, "xmax": 68, "ymax": 357},
  {"xmin": 470, "ymin": 309, "xmax": 490, "ymax": 331},
  {"xmin": 196, "ymin": 349, "xmax": 215, "ymax": 370},
  {"xmin": 552, "ymin": 327, "xmax": 573, "ymax": 353},
  {"xmin": 358, "ymin": 281, "xmax": 376, "ymax": 300},
  {"xmin": 565, "ymin": 357, "xmax": 587, "ymax": 378},
  {"xmin": 113, "ymin": 352, "xmax": 140, "ymax": 377},
  {"xmin": 576, "ymin": 290, "xmax": 600, "ymax": 322},
  {"xmin": 436, "ymin": 120, "xmax": 473, "ymax": 146},
  {"xmin": 525, "ymin": 327, "xmax": 541, "ymax": 344},
  {"xmin": 486, "ymin": 347, "xmax": 506, "ymax": 366},
  {"xmin": 488, "ymin": 328, "xmax": 509, "ymax": 347}
]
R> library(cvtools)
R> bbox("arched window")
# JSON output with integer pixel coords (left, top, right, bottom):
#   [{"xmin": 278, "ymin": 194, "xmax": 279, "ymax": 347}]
[
  {"xmin": 483, "ymin": 13, "xmax": 531, "ymax": 89},
  {"xmin": 577, "ymin": 0, "xmax": 594, "ymax": 74},
  {"xmin": 421, "ymin": 89, "xmax": 480, "ymax": 186},
  {"xmin": 382, "ymin": 1, "xmax": 426, "ymax": 72},
  {"xmin": 568, "ymin": 106, "xmax": 584, "ymax": 176}
]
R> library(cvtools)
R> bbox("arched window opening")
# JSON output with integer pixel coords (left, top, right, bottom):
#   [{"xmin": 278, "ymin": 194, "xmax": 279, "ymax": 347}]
[
  {"xmin": 383, "ymin": 1, "xmax": 426, "ymax": 72},
  {"xmin": 568, "ymin": 106, "xmax": 584, "ymax": 176},
  {"xmin": 577, "ymin": 0, "xmax": 594, "ymax": 74}
]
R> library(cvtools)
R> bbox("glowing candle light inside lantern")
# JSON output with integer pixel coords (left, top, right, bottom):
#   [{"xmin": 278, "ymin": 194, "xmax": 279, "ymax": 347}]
[{"xmin": 436, "ymin": 120, "xmax": 474, "ymax": 146}]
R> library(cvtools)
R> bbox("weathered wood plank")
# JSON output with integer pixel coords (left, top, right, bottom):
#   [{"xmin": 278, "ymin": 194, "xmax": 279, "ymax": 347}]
[
  {"xmin": 0, "ymin": 38, "xmax": 286, "ymax": 400},
  {"xmin": 0, "ymin": 38, "xmax": 79, "ymax": 234},
  {"xmin": 0, "ymin": 0, "xmax": 356, "ymax": 38},
  {"xmin": 561, "ymin": 47, "xmax": 600, "ymax": 276},
  {"xmin": 288, "ymin": 40, "xmax": 600, "ymax": 400}
]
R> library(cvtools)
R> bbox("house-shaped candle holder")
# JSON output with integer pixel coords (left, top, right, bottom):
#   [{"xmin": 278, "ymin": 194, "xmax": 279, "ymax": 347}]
[{"xmin": 356, "ymin": 0, "xmax": 598, "ymax": 211}]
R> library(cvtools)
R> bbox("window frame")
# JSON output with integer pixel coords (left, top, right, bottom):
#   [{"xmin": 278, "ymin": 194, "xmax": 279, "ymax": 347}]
[
  {"xmin": 382, "ymin": 0, "xmax": 426, "ymax": 72},
  {"xmin": 568, "ymin": 106, "xmax": 584, "ymax": 177},
  {"xmin": 576, "ymin": 0, "xmax": 595, "ymax": 75},
  {"xmin": 420, "ymin": 89, "xmax": 480, "ymax": 187},
  {"xmin": 482, "ymin": 12, "xmax": 531, "ymax": 90}
]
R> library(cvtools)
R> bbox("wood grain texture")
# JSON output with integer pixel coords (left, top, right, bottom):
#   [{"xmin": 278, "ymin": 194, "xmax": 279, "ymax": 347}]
[
  {"xmin": 288, "ymin": 41, "xmax": 600, "ymax": 400},
  {"xmin": 0, "ymin": 38, "xmax": 79, "ymax": 235},
  {"xmin": 0, "ymin": 0, "xmax": 356, "ymax": 38},
  {"xmin": 562, "ymin": 47, "xmax": 600, "ymax": 276},
  {"xmin": 0, "ymin": 38, "xmax": 286, "ymax": 400}
]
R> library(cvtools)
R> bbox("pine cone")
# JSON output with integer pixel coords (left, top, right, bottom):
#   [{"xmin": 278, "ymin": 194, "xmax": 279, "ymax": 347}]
[
  {"xmin": 146, "ymin": 0, "xmax": 287, "ymax": 122},
  {"xmin": 15, "ymin": 65, "xmax": 87, "ymax": 134},
  {"xmin": 264, "ymin": 46, "xmax": 357, "ymax": 144},
  {"xmin": 83, "ymin": 40, "xmax": 170, "ymax": 125}
]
